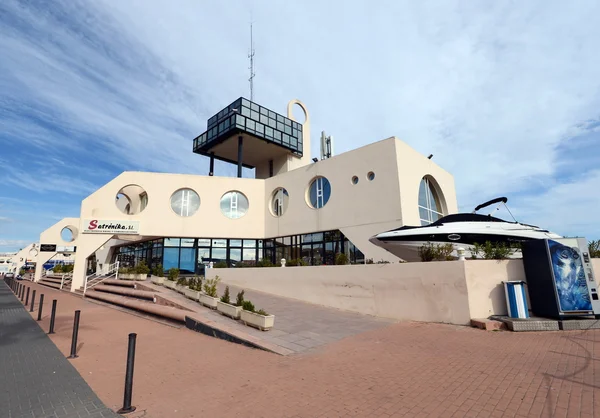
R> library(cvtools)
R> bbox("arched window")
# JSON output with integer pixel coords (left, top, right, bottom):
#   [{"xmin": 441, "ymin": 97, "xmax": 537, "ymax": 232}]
[
  {"xmin": 308, "ymin": 177, "xmax": 331, "ymax": 209},
  {"xmin": 220, "ymin": 191, "xmax": 249, "ymax": 219},
  {"xmin": 418, "ymin": 177, "xmax": 443, "ymax": 225}
]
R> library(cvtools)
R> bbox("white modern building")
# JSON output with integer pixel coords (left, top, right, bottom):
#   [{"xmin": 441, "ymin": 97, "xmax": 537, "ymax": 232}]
[{"xmin": 34, "ymin": 98, "xmax": 458, "ymax": 292}]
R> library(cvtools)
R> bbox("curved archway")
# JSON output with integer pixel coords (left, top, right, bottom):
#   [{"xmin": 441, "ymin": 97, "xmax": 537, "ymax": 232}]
[{"xmin": 418, "ymin": 175, "xmax": 447, "ymax": 225}]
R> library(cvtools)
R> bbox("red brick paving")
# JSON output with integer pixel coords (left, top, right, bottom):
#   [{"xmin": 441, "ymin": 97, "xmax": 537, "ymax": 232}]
[{"xmin": 23, "ymin": 282, "xmax": 600, "ymax": 418}]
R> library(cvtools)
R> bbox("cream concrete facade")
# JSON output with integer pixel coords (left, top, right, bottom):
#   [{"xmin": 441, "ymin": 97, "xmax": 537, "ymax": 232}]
[
  {"xmin": 207, "ymin": 259, "xmax": 600, "ymax": 325},
  {"xmin": 33, "ymin": 99, "xmax": 458, "ymax": 292}
]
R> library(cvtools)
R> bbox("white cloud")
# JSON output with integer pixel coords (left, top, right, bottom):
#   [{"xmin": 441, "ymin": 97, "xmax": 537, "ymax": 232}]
[{"xmin": 0, "ymin": 0, "xmax": 599, "ymax": 241}]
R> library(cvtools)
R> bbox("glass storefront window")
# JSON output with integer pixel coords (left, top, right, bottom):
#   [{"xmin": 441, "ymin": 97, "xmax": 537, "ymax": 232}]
[
  {"xmin": 163, "ymin": 248, "xmax": 179, "ymax": 271},
  {"xmin": 212, "ymin": 248, "xmax": 226, "ymax": 262},
  {"xmin": 181, "ymin": 238, "xmax": 195, "ymax": 247},
  {"xmin": 198, "ymin": 239, "xmax": 210, "ymax": 246},
  {"xmin": 179, "ymin": 248, "xmax": 196, "ymax": 273},
  {"xmin": 229, "ymin": 239, "xmax": 242, "ymax": 247},
  {"xmin": 242, "ymin": 248, "xmax": 256, "ymax": 261},
  {"xmin": 164, "ymin": 238, "xmax": 180, "ymax": 247}
]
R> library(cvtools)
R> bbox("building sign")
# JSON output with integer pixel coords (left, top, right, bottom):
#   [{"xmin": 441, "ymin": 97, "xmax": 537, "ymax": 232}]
[
  {"xmin": 57, "ymin": 246, "xmax": 77, "ymax": 253},
  {"xmin": 40, "ymin": 244, "xmax": 57, "ymax": 252},
  {"xmin": 83, "ymin": 219, "xmax": 140, "ymax": 235}
]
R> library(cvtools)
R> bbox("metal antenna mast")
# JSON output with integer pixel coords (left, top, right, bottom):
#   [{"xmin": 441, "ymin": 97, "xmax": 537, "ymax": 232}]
[{"xmin": 248, "ymin": 21, "xmax": 256, "ymax": 101}]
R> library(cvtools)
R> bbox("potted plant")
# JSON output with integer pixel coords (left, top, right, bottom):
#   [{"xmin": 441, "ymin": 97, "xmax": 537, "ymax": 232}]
[
  {"xmin": 163, "ymin": 268, "xmax": 179, "ymax": 289},
  {"xmin": 132, "ymin": 261, "xmax": 150, "ymax": 281},
  {"xmin": 240, "ymin": 300, "xmax": 275, "ymax": 331},
  {"xmin": 151, "ymin": 264, "xmax": 165, "ymax": 285},
  {"xmin": 183, "ymin": 276, "xmax": 201, "ymax": 300},
  {"xmin": 198, "ymin": 276, "xmax": 221, "ymax": 309},
  {"xmin": 217, "ymin": 287, "xmax": 243, "ymax": 319},
  {"xmin": 175, "ymin": 276, "xmax": 188, "ymax": 293}
]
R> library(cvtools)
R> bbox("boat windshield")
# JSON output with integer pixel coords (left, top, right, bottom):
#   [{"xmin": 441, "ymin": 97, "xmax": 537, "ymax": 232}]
[{"xmin": 430, "ymin": 213, "xmax": 510, "ymax": 226}]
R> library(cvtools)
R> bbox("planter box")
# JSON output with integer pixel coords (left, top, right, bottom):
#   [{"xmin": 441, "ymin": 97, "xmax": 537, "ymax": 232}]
[
  {"xmin": 240, "ymin": 310, "xmax": 275, "ymax": 331},
  {"xmin": 150, "ymin": 276, "xmax": 165, "ymax": 285},
  {"xmin": 175, "ymin": 284, "xmax": 187, "ymax": 294},
  {"xmin": 119, "ymin": 273, "xmax": 147, "ymax": 281},
  {"xmin": 198, "ymin": 293, "xmax": 219, "ymax": 309},
  {"xmin": 217, "ymin": 301, "xmax": 242, "ymax": 319},
  {"xmin": 183, "ymin": 288, "xmax": 200, "ymax": 301},
  {"xmin": 164, "ymin": 280, "xmax": 177, "ymax": 289}
]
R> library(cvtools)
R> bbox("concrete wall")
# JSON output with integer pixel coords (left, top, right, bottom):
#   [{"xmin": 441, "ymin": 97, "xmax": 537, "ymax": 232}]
[
  {"xmin": 207, "ymin": 261, "xmax": 474, "ymax": 324},
  {"xmin": 208, "ymin": 259, "xmax": 600, "ymax": 325}
]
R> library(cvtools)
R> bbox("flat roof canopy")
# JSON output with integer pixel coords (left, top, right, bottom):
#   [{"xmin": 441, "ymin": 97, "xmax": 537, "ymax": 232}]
[{"xmin": 193, "ymin": 97, "xmax": 303, "ymax": 168}]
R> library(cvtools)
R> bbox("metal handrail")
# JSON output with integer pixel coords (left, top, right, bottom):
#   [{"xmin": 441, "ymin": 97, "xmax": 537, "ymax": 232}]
[{"xmin": 83, "ymin": 261, "xmax": 119, "ymax": 295}]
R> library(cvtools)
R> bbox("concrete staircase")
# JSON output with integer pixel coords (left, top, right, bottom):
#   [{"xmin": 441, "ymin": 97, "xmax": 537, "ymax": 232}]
[
  {"xmin": 38, "ymin": 276, "xmax": 68, "ymax": 291},
  {"xmin": 80, "ymin": 279, "xmax": 190, "ymax": 323}
]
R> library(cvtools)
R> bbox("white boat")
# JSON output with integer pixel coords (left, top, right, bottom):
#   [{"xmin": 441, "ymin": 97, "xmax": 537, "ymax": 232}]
[{"xmin": 369, "ymin": 197, "xmax": 562, "ymax": 262}]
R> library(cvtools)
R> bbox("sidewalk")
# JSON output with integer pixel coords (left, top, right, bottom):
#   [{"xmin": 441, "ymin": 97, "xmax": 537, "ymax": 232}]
[{"xmin": 0, "ymin": 280, "xmax": 118, "ymax": 418}]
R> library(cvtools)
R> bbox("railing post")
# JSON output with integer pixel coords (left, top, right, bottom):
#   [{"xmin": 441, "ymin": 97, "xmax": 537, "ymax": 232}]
[
  {"xmin": 116, "ymin": 261, "xmax": 120, "ymax": 281},
  {"xmin": 60, "ymin": 275, "xmax": 64, "ymax": 290},
  {"xmin": 117, "ymin": 333, "xmax": 137, "ymax": 414}
]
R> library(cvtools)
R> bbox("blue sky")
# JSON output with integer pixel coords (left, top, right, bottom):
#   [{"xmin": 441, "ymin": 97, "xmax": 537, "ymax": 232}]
[{"xmin": 1, "ymin": 0, "xmax": 600, "ymax": 251}]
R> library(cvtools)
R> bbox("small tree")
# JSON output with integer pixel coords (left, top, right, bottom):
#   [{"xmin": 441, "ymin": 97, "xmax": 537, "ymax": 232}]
[
  {"xmin": 153, "ymin": 264, "xmax": 164, "ymax": 277},
  {"xmin": 242, "ymin": 300, "xmax": 255, "ymax": 312},
  {"xmin": 135, "ymin": 260, "xmax": 150, "ymax": 275},
  {"xmin": 220, "ymin": 286, "xmax": 231, "ymax": 304},
  {"xmin": 203, "ymin": 276, "xmax": 221, "ymax": 298},
  {"xmin": 335, "ymin": 253, "xmax": 349, "ymax": 265},
  {"xmin": 53, "ymin": 264, "xmax": 63, "ymax": 273},
  {"xmin": 235, "ymin": 290, "xmax": 245, "ymax": 307},
  {"xmin": 589, "ymin": 240, "xmax": 600, "ymax": 258},
  {"xmin": 168, "ymin": 268, "xmax": 179, "ymax": 281}
]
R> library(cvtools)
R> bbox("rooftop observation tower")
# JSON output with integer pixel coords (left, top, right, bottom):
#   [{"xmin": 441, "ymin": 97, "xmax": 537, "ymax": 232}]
[{"xmin": 192, "ymin": 97, "xmax": 312, "ymax": 179}]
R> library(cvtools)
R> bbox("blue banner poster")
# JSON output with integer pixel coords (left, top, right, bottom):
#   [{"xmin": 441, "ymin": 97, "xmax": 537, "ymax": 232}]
[{"xmin": 548, "ymin": 239, "xmax": 592, "ymax": 312}]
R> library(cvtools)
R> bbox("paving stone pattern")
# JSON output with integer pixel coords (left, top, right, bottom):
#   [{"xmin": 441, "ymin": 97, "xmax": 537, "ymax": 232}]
[{"xmin": 0, "ymin": 280, "xmax": 119, "ymax": 418}]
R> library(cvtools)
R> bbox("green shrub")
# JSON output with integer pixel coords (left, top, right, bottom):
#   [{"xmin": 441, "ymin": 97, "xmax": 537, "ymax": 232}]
[
  {"xmin": 220, "ymin": 286, "xmax": 231, "ymax": 304},
  {"xmin": 214, "ymin": 261, "xmax": 228, "ymax": 268},
  {"xmin": 168, "ymin": 268, "xmax": 179, "ymax": 281},
  {"xmin": 176, "ymin": 276, "xmax": 187, "ymax": 286},
  {"xmin": 186, "ymin": 276, "xmax": 197, "ymax": 289},
  {"xmin": 471, "ymin": 241, "xmax": 519, "ymax": 260},
  {"xmin": 286, "ymin": 258, "xmax": 308, "ymax": 267},
  {"xmin": 53, "ymin": 264, "xmax": 63, "ymax": 273},
  {"xmin": 203, "ymin": 276, "xmax": 221, "ymax": 298},
  {"xmin": 366, "ymin": 258, "xmax": 374, "ymax": 264},
  {"xmin": 257, "ymin": 258, "xmax": 277, "ymax": 267},
  {"xmin": 63, "ymin": 264, "xmax": 74, "ymax": 273},
  {"xmin": 134, "ymin": 260, "xmax": 150, "ymax": 275},
  {"xmin": 152, "ymin": 264, "xmax": 164, "ymax": 277},
  {"xmin": 256, "ymin": 309, "xmax": 269, "ymax": 316},
  {"xmin": 589, "ymin": 240, "xmax": 600, "ymax": 258},
  {"xmin": 242, "ymin": 300, "xmax": 255, "ymax": 312},
  {"xmin": 418, "ymin": 242, "xmax": 454, "ymax": 262},
  {"xmin": 335, "ymin": 253, "xmax": 349, "ymax": 265},
  {"xmin": 235, "ymin": 290, "xmax": 245, "ymax": 307},
  {"xmin": 195, "ymin": 276, "xmax": 204, "ymax": 291}
]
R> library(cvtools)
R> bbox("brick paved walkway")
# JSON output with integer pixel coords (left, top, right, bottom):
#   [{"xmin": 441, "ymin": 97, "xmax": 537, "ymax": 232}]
[
  {"xmin": 141, "ymin": 280, "xmax": 394, "ymax": 354},
  {"xmin": 0, "ymin": 280, "xmax": 118, "ymax": 418},
  {"xmin": 10, "ymin": 281, "xmax": 600, "ymax": 418}
]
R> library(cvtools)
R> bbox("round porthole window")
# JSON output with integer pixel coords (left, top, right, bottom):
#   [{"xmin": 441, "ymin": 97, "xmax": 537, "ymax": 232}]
[
  {"xmin": 220, "ymin": 191, "xmax": 249, "ymax": 219},
  {"xmin": 351, "ymin": 176, "xmax": 359, "ymax": 185},
  {"xmin": 308, "ymin": 177, "xmax": 331, "ymax": 209},
  {"xmin": 367, "ymin": 171, "xmax": 375, "ymax": 181},
  {"xmin": 170, "ymin": 188, "xmax": 201, "ymax": 217},
  {"xmin": 115, "ymin": 184, "xmax": 148, "ymax": 215},
  {"xmin": 271, "ymin": 188, "xmax": 289, "ymax": 217},
  {"xmin": 61, "ymin": 227, "xmax": 75, "ymax": 243}
]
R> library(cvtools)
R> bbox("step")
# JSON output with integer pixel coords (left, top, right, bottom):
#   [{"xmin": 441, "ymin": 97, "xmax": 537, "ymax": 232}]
[
  {"xmin": 38, "ymin": 280, "xmax": 63, "ymax": 290},
  {"xmin": 84, "ymin": 290, "xmax": 186, "ymax": 323},
  {"xmin": 93, "ymin": 284, "xmax": 155, "ymax": 301},
  {"xmin": 41, "ymin": 277, "xmax": 64, "ymax": 284},
  {"xmin": 102, "ymin": 279, "xmax": 136, "ymax": 288}
]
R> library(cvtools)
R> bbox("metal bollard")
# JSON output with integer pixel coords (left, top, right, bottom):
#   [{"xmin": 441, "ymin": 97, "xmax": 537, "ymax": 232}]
[
  {"xmin": 117, "ymin": 333, "xmax": 138, "ymax": 414},
  {"xmin": 25, "ymin": 287, "xmax": 30, "ymax": 306},
  {"xmin": 37, "ymin": 294, "xmax": 44, "ymax": 321},
  {"xmin": 30, "ymin": 289, "xmax": 36, "ymax": 312},
  {"xmin": 68, "ymin": 310, "xmax": 81, "ymax": 359},
  {"xmin": 48, "ymin": 299, "xmax": 57, "ymax": 334}
]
